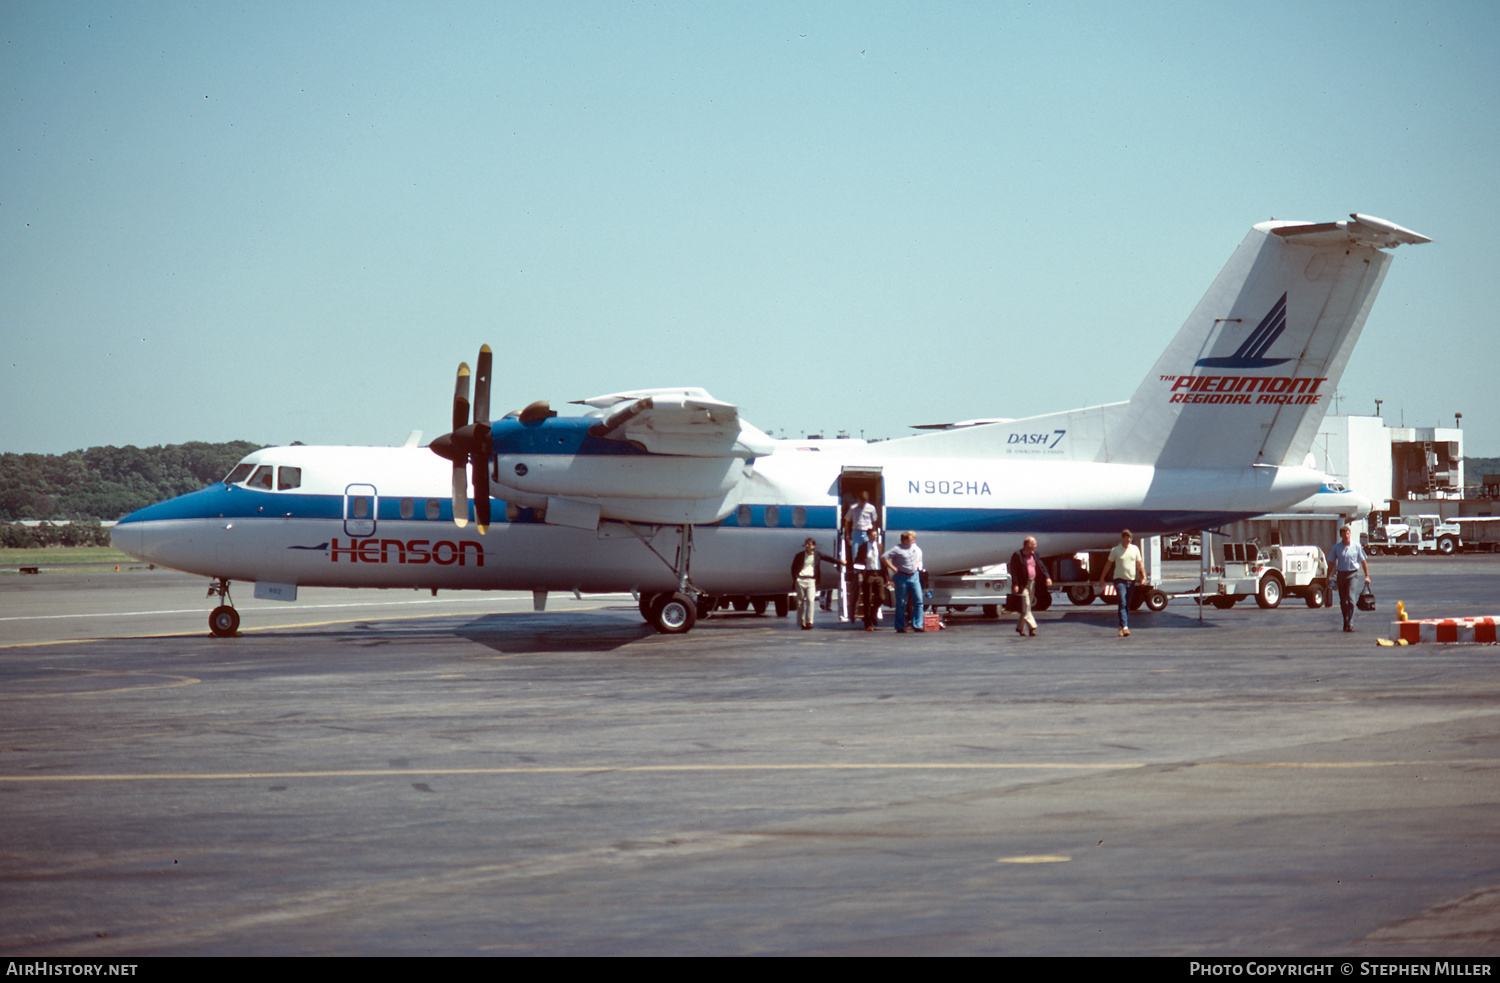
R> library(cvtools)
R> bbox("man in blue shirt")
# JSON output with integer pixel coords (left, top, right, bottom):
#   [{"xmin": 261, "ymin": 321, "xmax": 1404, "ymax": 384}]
[
  {"xmin": 883, "ymin": 531, "xmax": 925, "ymax": 633},
  {"xmin": 1329, "ymin": 525, "xmax": 1372, "ymax": 632}
]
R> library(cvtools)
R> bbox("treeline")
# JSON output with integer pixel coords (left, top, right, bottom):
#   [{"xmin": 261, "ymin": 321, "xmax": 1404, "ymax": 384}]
[
  {"xmin": 1466, "ymin": 457, "xmax": 1500, "ymax": 491},
  {"xmin": 0, "ymin": 441, "xmax": 264, "ymax": 523},
  {"xmin": 0, "ymin": 518, "xmax": 112, "ymax": 549}
]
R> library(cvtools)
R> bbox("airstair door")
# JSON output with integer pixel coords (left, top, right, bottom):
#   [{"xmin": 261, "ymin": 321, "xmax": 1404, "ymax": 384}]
[{"xmin": 837, "ymin": 467, "xmax": 885, "ymax": 623}]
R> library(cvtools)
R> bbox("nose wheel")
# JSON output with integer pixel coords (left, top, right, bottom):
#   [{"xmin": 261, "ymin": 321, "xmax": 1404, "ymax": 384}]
[
  {"xmin": 206, "ymin": 578, "xmax": 239, "ymax": 637},
  {"xmin": 209, "ymin": 605, "xmax": 241, "ymax": 637}
]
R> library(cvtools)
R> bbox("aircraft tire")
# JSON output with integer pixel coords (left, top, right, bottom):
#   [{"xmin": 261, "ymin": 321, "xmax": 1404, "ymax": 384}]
[
  {"xmin": 732, "ymin": 596, "xmax": 750, "ymax": 612},
  {"xmin": 774, "ymin": 595, "xmax": 789, "ymax": 617},
  {"xmin": 1256, "ymin": 573, "xmax": 1284, "ymax": 609},
  {"xmin": 696, "ymin": 595, "xmax": 717, "ymax": 619},
  {"xmin": 651, "ymin": 592, "xmax": 697, "ymax": 634},
  {"xmin": 1305, "ymin": 581, "xmax": 1327, "ymax": 608},
  {"xmin": 209, "ymin": 605, "xmax": 240, "ymax": 637},
  {"xmin": 752, "ymin": 597, "xmax": 768, "ymax": 615},
  {"xmin": 638, "ymin": 593, "xmax": 659, "ymax": 622}
]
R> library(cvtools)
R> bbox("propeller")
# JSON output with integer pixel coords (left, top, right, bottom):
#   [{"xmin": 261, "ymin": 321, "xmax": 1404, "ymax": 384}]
[{"xmin": 430, "ymin": 345, "xmax": 493, "ymax": 533}]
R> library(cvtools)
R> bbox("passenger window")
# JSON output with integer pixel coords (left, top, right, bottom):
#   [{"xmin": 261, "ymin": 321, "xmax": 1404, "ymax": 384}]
[
  {"xmin": 352, "ymin": 497, "xmax": 369, "ymax": 519},
  {"xmin": 278, "ymin": 467, "xmax": 301, "ymax": 491},
  {"xmin": 426, "ymin": 499, "xmax": 441, "ymax": 520},
  {"xmin": 792, "ymin": 506, "xmax": 807, "ymax": 528},
  {"xmin": 765, "ymin": 505, "xmax": 780, "ymax": 527},
  {"xmin": 248, "ymin": 466, "xmax": 274, "ymax": 490},
  {"xmin": 225, "ymin": 463, "xmax": 254, "ymax": 485},
  {"xmin": 400, "ymin": 498, "xmax": 415, "ymax": 519},
  {"xmin": 736, "ymin": 505, "xmax": 752, "ymax": 527}
]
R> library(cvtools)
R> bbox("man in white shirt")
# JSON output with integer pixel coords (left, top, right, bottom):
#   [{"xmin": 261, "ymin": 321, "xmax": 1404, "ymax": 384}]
[
  {"xmin": 845, "ymin": 492, "xmax": 878, "ymax": 562},
  {"xmin": 1097, "ymin": 529, "xmax": 1146, "ymax": 637}
]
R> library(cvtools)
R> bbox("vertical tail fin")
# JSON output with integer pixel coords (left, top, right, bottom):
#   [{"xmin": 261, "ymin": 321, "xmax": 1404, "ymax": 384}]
[{"xmin": 1108, "ymin": 214, "xmax": 1429, "ymax": 468}]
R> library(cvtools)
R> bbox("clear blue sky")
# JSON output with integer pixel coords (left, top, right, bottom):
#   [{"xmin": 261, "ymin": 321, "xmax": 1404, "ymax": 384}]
[{"xmin": 4, "ymin": 1, "xmax": 1496, "ymax": 456}]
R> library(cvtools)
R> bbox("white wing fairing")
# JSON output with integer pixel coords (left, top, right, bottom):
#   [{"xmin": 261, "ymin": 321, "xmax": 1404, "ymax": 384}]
[
  {"xmin": 112, "ymin": 213, "xmax": 1427, "ymax": 634},
  {"xmin": 573, "ymin": 388, "xmax": 777, "ymax": 458},
  {"xmin": 477, "ymin": 388, "xmax": 776, "ymax": 526}
]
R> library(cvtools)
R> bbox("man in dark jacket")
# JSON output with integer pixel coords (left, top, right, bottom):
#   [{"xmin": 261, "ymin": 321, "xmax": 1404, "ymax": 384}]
[
  {"xmin": 791, "ymin": 538, "xmax": 842, "ymax": 629},
  {"xmin": 1007, "ymin": 536, "xmax": 1052, "ymax": 637}
]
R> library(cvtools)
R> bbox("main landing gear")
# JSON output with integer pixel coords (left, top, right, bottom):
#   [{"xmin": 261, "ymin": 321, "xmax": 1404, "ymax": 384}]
[
  {"xmin": 636, "ymin": 591, "xmax": 699, "ymax": 634},
  {"xmin": 624, "ymin": 521, "xmax": 732, "ymax": 635},
  {"xmin": 207, "ymin": 578, "xmax": 240, "ymax": 637}
]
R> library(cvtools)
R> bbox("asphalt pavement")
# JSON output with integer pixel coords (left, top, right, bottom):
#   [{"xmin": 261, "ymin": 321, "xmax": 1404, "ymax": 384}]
[{"xmin": 1, "ymin": 557, "xmax": 1498, "ymax": 955}]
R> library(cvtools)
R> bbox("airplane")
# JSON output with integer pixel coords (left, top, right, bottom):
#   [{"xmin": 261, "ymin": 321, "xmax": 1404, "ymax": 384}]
[
  {"xmin": 111, "ymin": 213, "xmax": 1430, "ymax": 636},
  {"xmin": 1285, "ymin": 477, "xmax": 1376, "ymax": 519}
]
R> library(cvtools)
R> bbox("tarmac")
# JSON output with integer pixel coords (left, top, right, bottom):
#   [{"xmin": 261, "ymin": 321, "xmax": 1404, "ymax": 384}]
[{"xmin": 2, "ymin": 557, "xmax": 1498, "ymax": 956}]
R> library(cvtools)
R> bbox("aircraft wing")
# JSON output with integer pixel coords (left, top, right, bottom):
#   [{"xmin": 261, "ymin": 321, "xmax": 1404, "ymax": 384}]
[{"xmin": 573, "ymin": 388, "xmax": 776, "ymax": 458}]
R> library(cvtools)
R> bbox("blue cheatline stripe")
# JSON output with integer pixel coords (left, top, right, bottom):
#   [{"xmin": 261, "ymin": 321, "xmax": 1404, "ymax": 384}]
[
  {"xmin": 119, "ymin": 487, "xmax": 1255, "ymax": 537},
  {"xmin": 117, "ymin": 486, "xmax": 461, "ymax": 525},
  {"xmin": 710, "ymin": 505, "xmax": 1256, "ymax": 535}
]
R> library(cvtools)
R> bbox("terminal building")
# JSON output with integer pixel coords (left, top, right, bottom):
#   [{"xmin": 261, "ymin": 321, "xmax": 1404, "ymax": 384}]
[
  {"xmin": 1308, "ymin": 415, "xmax": 1466, "ymax": 511},
  {"xmin": 1305, "ymin": 413, "xmax": 1496, "ymax": 550}
]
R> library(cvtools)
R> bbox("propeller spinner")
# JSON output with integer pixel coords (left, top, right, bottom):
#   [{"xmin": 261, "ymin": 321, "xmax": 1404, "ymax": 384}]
[{"xmin": 430, "ymin": 345, "xmax": 493, "ymax": 533}]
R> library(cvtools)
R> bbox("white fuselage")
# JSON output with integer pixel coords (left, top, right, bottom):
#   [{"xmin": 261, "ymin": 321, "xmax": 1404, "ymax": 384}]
[{"xmin": 113, "ymin": 441, "xmax": 1322, "ymax": 596}]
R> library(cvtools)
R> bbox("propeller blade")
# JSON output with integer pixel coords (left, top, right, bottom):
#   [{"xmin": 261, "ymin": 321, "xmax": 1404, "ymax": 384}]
[
  {"xmin": 451, "ymin": 463, "xmax": 469, "ymax": 529},
  {"xmin": 453, "ymin": 362, "xmax": 471, "ymax": 433},
  {"xmin": 430, "ymin": 351, "xmax": 496, "ymax": 532},
  {"xmin": 450, "ymin": 362, "xmax": 474, "ymax": 525},
  {"xmin": 473, "ymin": 346, "xmax": 492, "ymax": 424},
  {"xmin": 472, "ymin": 449, "xmax": 490, "ymax": 533}
]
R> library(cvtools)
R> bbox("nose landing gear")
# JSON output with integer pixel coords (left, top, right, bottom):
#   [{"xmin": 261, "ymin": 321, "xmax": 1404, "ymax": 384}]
[{"xmin": 207, "ymin": 578, "xmax": 240, "ymax": 637}]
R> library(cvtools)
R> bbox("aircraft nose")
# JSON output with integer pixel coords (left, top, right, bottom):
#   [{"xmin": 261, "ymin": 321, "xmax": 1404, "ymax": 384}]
[{"xmin": 110, "ymin": 518, "xmax": 144, "ymax": 560}]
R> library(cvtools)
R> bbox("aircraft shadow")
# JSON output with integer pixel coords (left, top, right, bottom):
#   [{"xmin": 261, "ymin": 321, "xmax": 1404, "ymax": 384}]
[
  {"xmin": 1038, "ymin": 607, "xmax": 1220, "ymax": 630},
  {"xmin": 455, "ymin": 611, "xmax": 656, "ymax": 654}
]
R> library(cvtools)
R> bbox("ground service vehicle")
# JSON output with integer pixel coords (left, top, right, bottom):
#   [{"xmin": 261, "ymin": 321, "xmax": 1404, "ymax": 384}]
[
  {"xmin": 1200, "ymin": 541, "xmax": 1329, "ymax": 609},
  {"xmin": 1368, "ymin": 515, "xmax": 1462, "ymax": 555}
]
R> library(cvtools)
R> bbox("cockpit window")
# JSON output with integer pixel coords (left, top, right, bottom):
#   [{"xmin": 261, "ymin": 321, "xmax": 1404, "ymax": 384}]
[
  {"xmin": 225, "ymin": 463, "xmax": 254, "ymax": 485},
  {"xmin": 248, "ymin": 465, "xmax": 274, "ymax": 490},
  {"xmin": 278, "ymin": 467, "xmax": 302, "ymax": 491}
]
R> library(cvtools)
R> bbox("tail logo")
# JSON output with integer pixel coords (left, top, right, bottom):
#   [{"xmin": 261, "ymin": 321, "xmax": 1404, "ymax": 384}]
[{"xmin": 1196, "ymin": 293, "xmax": 1292, "ymax": 369}]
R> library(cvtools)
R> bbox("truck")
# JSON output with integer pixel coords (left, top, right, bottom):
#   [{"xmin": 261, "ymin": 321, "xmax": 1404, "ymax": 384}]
[
  {"xmin": 1367, "ymin": 514, "xmax": 1463, "ymax": 556},
  {"xmin": 1443, "ymin": 516, "xmax": 1500, "ymax": 553}
]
